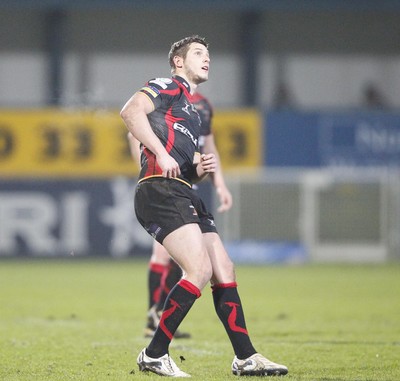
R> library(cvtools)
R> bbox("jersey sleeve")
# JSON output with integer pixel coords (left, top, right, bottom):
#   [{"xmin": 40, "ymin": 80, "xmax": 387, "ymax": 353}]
[
  {"xmin": 195, "ymin": 96, "xmax": 213, "ymax": 136},
  {"xmin": 139, "ymin": 77, "xmax": 179, "ymax": 110}
]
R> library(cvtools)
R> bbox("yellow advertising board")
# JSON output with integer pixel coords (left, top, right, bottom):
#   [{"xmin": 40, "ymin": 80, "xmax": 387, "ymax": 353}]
[
  {"xmin": 0, "ymin": 108, "xmax": 262, "ymax": 177},
  {"xmin": 212, "ymin": 109, "xmax": 262, "ymax": 170},
  {"xmin": 0, "ymin": 109, "xmax": 136, "ymax": 177}
]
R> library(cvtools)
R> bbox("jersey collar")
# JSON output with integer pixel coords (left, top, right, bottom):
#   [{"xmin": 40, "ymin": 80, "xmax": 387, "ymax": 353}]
[{"xmin": 173, "ymin": 75, "xmax": 191, "ymax": 94}]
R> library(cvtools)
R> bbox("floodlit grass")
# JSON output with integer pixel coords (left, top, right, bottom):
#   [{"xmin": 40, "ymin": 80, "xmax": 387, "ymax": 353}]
[{"xmin": 0, "ymin": 259, "xmax": 399, "ymax": 380}]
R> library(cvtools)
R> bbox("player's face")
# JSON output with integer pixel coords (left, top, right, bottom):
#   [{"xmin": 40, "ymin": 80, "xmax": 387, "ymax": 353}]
[{"xmin": 182, "ymin": 43, "xmax": 210, "ymax": 85}]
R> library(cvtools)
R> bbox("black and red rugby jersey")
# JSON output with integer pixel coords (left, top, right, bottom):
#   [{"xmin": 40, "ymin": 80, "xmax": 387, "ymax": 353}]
[
  {"xmin": 192, "ymin": 92, "xmax": 213, "ymax": 153},
  {"xmin": 138, "ymin": 76, "xmax": 203, "ymax": 185}
]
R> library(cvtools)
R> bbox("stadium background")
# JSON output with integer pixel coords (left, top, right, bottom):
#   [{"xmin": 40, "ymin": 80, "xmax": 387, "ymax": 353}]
[{"xmin": 1, "ymin": 0, "xmax": 400, "ymax": 262}]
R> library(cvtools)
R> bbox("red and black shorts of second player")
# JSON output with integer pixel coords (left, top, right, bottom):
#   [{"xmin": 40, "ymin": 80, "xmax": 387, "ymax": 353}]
[{"xmin": 135, "ymin": 178, "xmax": 217, "ymax": 244}]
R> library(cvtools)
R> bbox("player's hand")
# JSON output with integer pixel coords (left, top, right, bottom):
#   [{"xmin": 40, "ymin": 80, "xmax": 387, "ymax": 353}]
[
  {"xmin": 200, "ymin": 153, "xmax": 217, "ymax": 173},
  {"xmin": 157, "ymin": 153, "xmax": 181, "ymax": 178},
  {"xmin": 216, "ymin": 185, "xmax": 233, "ymax": 213}
]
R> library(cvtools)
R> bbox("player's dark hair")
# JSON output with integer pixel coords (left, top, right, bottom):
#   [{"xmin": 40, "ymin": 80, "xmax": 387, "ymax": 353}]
[{"xmin": 168, "ymin": 35, "xmax": 208, "ymax": 71}]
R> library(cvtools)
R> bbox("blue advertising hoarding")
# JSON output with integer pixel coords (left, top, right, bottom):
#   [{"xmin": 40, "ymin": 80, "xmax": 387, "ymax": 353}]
[
  {"xmin": 266, "ymin": 110, "xmax": 400, "ymax": 168},
  {"xmin": 0, "ymin": 177, "xmax": 152, "ymax": 257},
  {"xmin": 0, "ymin": 178, "xmax": 213, "ymax": 258}
]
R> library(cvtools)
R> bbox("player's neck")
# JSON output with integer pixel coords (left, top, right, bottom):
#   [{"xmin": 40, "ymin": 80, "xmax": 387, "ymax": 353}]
[{"xmin": 174, "ymin": 72, "xmax": 198, "ymax": 95}]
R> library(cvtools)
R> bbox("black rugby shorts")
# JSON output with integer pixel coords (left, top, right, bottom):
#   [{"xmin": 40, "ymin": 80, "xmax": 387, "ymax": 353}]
[{"xmin": 134, "ymin": 178, "xmax": 217, "ymax": 244}]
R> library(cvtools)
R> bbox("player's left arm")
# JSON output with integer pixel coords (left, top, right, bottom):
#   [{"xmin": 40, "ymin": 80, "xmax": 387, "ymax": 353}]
[
  {"xmin": 202, "ymin": 133, "xmax": 233, "ymax": 212},
  {"xmin": 190, "ymin": 152, "xmax": 217, "ymax": 183}
]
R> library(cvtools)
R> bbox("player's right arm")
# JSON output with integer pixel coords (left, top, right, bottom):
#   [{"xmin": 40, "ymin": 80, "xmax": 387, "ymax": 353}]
[
  {"xmin": 127, "ymin": 132, "xmax": 141, "ymax": 169},
  {"xmin": 120, "ymin": 92, "xmax": 180, "ymax": 178}
]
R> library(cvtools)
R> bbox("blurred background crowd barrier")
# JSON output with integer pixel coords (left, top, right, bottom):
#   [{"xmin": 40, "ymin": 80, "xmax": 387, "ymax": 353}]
[{"xmin": 1, "ymin": 0, "xmax": 400, "ymax": 262}]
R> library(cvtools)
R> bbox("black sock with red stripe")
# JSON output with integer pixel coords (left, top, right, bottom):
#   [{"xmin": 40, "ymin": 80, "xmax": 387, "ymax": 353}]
[
  {"xmin": 156, "ymin": 260, "xmax": 183, "ymax": 312},
  {"xmin": 148, "ymin": 263, "xmax": 167, "ymax": 308},
  {"xmin": 212, "ymin": 282, "xmax": 257, "ymax": 359},
  {"xmin": 146, "ymin": 279, "xmax": 201, "ymax": 358}
]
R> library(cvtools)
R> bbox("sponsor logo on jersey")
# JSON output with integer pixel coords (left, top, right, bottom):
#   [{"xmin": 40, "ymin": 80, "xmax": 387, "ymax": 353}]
[
  {"xmin": 198, "ymin": 135, "xmax": 205, "ymax": 149},
  {"xmin": 173, "ymin": 123, "xmax": 198, "ymax": 146},
  {"xmin": 141, "ymin": 86, "xmax": 160, "ymax": 98},
  {"xmin": 149, "ymin": 78, "xmax": 173, "ymax": 89},
  {"xmin": 182, "ymin": 100, "xmax": 191, "ymax": 116}
]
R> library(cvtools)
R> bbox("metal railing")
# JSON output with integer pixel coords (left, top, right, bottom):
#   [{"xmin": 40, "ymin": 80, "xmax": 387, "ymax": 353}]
[{"xmin": 215, "ymin": 167, "xmax": 400, "ymax": 262}]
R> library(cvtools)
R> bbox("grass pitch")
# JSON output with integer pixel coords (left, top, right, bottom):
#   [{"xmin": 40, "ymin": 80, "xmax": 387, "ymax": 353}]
[{"xmin": 0, "ymin": 259, "xmax": 399, "ymax": 381}]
